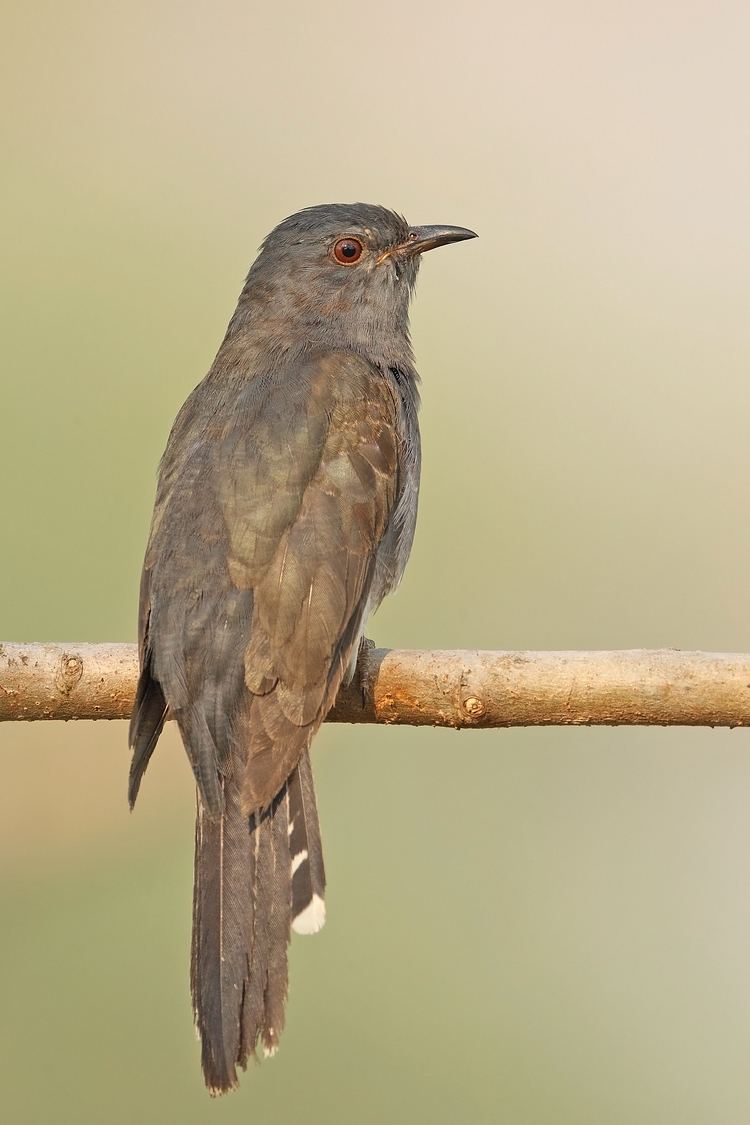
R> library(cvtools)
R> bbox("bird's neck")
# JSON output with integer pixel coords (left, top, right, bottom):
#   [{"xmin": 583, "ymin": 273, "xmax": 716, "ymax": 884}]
[{"xmin": 216, "ymin": 275, "xmax": 416, "ymax": 378}]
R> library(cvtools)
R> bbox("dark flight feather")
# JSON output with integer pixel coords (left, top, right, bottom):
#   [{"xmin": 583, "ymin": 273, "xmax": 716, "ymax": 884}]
[{"xmin": 127, "ymin": 606, "xmax": 167, "ymax": 809}]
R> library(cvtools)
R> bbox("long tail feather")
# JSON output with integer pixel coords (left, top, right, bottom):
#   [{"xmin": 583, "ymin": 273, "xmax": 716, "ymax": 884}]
[
  {"xmin": 191, "ymin": 777, "xmax": 255, "ymax": 1093},
  {"xmin": 261, "ymin": 786, "xmax": 292, "ymax": 1057},
  {"xmin": 191, "ymin": 754, "xmax": 325, "ymax": 1093},
  {"xmin": 289, "ymin": 752, "xmax": 326, "ymax": 935}
]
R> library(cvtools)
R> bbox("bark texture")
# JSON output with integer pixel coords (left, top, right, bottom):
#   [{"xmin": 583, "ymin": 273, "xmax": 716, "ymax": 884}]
[{"xmin": 2, "ymin": 643, "xmax": 750, "ymax": 728}]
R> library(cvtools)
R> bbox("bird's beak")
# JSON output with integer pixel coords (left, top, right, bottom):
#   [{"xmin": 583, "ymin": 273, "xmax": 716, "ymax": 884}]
[{"xmin": 395, "ymin": 225, "xmax": 478, "ymax": 258}]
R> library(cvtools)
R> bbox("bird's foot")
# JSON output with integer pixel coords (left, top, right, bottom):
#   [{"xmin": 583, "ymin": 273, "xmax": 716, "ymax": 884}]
[{"xmin": 353, "ymin": 636, "xmax": 376, "ymax": 709}]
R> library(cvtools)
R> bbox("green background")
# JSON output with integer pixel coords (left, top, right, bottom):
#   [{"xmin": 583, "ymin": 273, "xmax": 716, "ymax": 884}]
[{"xmin": 3, "ymin": 2, "xmax": 750, "ymax": 1122}]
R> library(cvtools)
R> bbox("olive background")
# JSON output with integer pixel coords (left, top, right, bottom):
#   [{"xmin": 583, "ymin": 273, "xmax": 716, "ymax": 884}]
[{"xmin": 3, "ymin": 2, "xmax": 750, "ymax": 1123}]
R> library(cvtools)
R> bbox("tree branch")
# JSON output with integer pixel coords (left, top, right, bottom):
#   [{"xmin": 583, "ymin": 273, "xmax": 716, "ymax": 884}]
[{"xmin": 1, "ymin": 642, "xmax": 750, "ymax": 728}]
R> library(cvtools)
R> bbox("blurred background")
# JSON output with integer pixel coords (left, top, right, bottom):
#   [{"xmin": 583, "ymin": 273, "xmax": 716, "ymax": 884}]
[{"xmin": 3, "ymin": 1, "xmax": 750, "ymax": 1122}]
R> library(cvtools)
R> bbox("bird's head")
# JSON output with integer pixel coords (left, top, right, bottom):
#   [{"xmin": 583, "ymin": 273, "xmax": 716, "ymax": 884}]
[{"xmin": 231, "ymin": 203, "xmax": 476, "ymax": 362}]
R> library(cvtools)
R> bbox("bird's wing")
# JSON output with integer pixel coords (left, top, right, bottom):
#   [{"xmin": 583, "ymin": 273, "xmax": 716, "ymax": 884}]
[{"xmin": 130, "ymin": 348, "xmax": 399, "ymax": 815}]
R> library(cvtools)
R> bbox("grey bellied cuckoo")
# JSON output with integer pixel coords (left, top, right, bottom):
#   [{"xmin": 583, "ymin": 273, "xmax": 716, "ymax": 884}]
[{"xmin": 128, "ymin": 203, "xmax": 476, "ymax": 1093}]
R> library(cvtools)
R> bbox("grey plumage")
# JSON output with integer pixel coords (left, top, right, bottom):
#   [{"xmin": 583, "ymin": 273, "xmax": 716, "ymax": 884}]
[{"xmin": 128, "ymin": 203, "xmax": 476, "ymax": 1093}]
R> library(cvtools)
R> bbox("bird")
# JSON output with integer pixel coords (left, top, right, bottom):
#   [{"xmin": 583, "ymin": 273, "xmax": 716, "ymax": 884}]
[{"xmin": 127, "ymin": 203, "xmax": 476, "ymax": 1094}]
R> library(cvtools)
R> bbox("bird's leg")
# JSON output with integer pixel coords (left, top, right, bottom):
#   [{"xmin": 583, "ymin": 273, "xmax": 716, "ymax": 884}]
[{"xmin": 352, "ymin": 636, "xmax": 376, "ymax": 709}]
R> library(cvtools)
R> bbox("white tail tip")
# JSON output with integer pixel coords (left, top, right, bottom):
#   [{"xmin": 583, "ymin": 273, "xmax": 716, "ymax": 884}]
[{"xmin": 292, "ymin": 893, "xmax": 326, "ymax": 935}]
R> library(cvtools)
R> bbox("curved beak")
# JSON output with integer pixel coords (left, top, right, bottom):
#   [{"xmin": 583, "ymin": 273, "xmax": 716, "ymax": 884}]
[{"xmin": 397, "ymin": 224, "xmax": 478, "ymax": 258}]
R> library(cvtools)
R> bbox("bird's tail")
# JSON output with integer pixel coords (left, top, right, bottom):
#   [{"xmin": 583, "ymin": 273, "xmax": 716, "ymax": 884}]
[{"xmin": 191, "ymin": 750, "xmax": 325, "ymax": 1094}]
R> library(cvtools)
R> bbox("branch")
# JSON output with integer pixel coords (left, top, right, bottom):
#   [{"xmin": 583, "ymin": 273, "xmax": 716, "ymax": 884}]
[{"xmin": 1, "ymin": 643, "xmax": 750, "ymax": 728}]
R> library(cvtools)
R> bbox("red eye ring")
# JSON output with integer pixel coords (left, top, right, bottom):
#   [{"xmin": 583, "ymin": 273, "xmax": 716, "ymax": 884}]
[{"xmin": 332, "ymin": 237, "xmax": 364, "ymax": 265}]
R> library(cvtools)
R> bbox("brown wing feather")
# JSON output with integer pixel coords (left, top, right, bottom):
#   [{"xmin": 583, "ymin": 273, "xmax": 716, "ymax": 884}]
[{"xmin": 233, "ymin": 352, "xmax": 399, "ymax": 811}]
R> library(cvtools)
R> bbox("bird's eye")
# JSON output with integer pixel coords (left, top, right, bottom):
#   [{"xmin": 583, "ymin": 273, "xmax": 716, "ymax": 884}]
[{"xmin": 332, "ymin": 237, "xmax": 364, "ymax": 265}]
